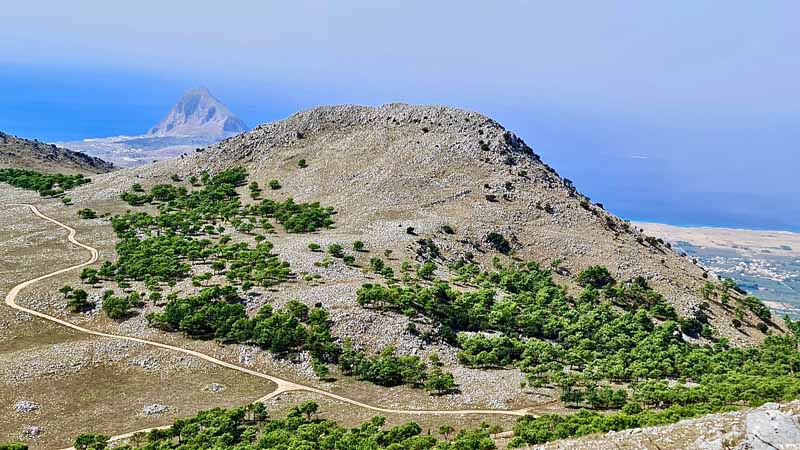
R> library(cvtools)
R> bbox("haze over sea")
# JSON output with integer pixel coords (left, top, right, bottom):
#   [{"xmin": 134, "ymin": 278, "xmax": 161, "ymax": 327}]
[{"xmin": 1, "ymin": 2, "xmax": 798, "ymax": 232}]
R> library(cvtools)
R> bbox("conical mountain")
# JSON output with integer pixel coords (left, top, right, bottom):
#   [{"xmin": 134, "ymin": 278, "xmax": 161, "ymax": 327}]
[{"xmin": 147, "ymin": 87, "xmax": 248, "ymax": 138}]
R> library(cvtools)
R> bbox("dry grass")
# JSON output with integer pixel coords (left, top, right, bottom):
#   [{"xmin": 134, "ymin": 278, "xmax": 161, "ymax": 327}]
[{"xmin": 0, "ymin": 363, "xmax": 274, "ymax": 449}]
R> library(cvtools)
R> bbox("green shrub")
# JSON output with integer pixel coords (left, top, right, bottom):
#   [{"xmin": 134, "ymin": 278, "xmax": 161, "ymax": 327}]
[
  {"xmin": 101, "ymin": 290, "xmax": 141, "ymax": 321},
  {"xmin": 146, "ymin": 288, "xmax": 337, "ymax": 360},
  {"xmin": 424, "ymin": 367, "xmax": 456, "ymax": 395},
  {"xmin": 0, "ymin": 443, "xmax": 28, "ymax": 450},
  {"xmin": 339, "ymin": 342, "xmax": 434, "ymax": 388},
  {"xmin": 486, "ymin": 232, "xmax": 511, "ymax": 254},
  {"xmin": 77, "ymin": 208, "xmax": 97, "ymax": 219},
  {"xmin": 73, "ymin": 434, "xmax": 109, "ymax": 450},
  {"xmin": 576, "ymin": 265, "xmax": 614, "ymax": 288},
  {"xmin": 328, "ymin": 244, "xmax": 344, "ymax": 258},
  {"xmin": 67, "ymin": 289, "xmax": 93, "ymax": 313},
  {"xmin": 417, "ymin": 261, "xmax": 436, "ymax": 280}
]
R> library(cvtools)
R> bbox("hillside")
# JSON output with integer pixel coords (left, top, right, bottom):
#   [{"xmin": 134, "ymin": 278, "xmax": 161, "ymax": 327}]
[{"xmin": 0, "ymin": 131, "xmax": 114, "ymax": 174}]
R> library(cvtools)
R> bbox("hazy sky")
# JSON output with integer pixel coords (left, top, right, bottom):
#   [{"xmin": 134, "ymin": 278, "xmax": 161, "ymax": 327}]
[{"xmin": 1, "ymin": 1, "xmax": 798, "ymax": 230}]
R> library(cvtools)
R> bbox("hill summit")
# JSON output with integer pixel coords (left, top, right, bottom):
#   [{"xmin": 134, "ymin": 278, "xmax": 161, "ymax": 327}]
[{"xmin": 147, "ymin": 87, "xmax": 248, "ymax": 138}]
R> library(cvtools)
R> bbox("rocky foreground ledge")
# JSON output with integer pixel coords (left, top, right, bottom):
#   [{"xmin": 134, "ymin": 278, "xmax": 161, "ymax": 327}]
[{"xmin": 530, "ymin": 401, "xmax": 800, "ymax": 450}]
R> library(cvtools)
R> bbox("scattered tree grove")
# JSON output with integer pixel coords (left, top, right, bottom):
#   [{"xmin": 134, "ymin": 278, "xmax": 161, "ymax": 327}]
[
  {"xmin": 5, "ymin": 402, "xmax": 499, "ymax": 450},
  {"xmin": 358, "ymin": 260, "xmax": 800, "ymax": 444},
  {"xmin": 0, "ymin": 168, "xmax": 90, "ymax": 196}
]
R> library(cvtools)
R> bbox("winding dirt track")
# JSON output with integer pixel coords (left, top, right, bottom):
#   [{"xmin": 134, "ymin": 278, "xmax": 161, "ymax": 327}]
[{"xmin": 5, "ymin": 204, "xmax": 532, "ymax": 447}]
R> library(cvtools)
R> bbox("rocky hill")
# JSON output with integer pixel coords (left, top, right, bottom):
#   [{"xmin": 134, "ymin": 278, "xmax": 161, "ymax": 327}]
[
  {"xmin": 84, "ymin": 103, "xmax": 782, "ymax": 346},
  {"xmin": 0, "ymin": 131, "xmax": 114, "ymax": 174},
  {"xmin": 147, "ymin": 87, "xmax": 248, "ymax": 138}
]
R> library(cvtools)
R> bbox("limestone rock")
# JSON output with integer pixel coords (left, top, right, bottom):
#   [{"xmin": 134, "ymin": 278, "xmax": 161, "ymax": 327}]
[
  {"xmin": 142, "ymin": 404, "xmax": 169, "ymax": 416},
  {"xmin": 14, "ymin": 400, "xmax": 40, "ymax": 413}
]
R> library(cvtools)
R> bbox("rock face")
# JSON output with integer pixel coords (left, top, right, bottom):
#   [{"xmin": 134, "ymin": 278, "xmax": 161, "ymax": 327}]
[
  {"xmin": 0, "ymin": 132, "xmax": 114, "ymax": 174},
  {"xmin": 744, "ymin": 403, "xmax": 800, "ymax": 450},
  {"xmin": 147, "ymin": 87, "xmax": 248, "ymax": 138}
]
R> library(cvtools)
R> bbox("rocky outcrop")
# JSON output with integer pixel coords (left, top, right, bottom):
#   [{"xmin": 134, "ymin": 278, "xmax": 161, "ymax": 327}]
[
  {"xmin": 21, "ymin": 425, "xmax": 43, "ymax": 437},
  {"xmin": 204, "ymin": 383, "xmax": 226, "ymax": 393},
  {"xmin": 14, "ymin": 400, "xmax": 40, "ymax": 414},
  {"xmin": 743, "ymin": 403, "xmax": 800, "ymax": 450},
  {"xmin": 142, "ymin": 404, "xmax": 169, "ymax": 416},
  {"xmin": 529, "ymin": 401, "xmax": 800, "ymax": 450}
]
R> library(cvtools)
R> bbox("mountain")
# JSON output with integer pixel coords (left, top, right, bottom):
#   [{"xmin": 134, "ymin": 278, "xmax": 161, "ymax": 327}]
[
  {"xmin": 56, "ymin": 87, "xmax": 247, "ymax": 168},
  {"xmin": 0, "ymin": 131, "xmax": 114, "ymax": 174},
  {"xmin": 147, "ymin": 87, "xmax": 248, "ymax": 138}
]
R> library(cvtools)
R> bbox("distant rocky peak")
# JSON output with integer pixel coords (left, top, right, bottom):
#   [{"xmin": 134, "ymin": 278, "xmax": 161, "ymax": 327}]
[{"xmin": 147, "ymin": 87, "xmax": 248, "ymax": 138}]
